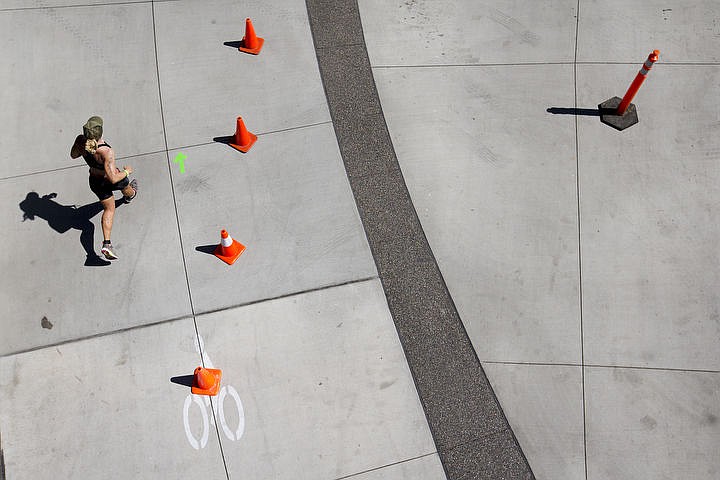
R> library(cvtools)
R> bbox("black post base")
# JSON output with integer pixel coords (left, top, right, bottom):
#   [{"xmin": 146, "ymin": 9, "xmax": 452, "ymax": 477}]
[{"xmin": 599, "ymin": 96, "xmax": 638, "ymax": 131}]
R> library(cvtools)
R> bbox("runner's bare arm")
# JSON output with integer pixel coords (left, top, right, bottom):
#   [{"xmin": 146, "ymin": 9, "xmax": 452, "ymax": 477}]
[
  {"xmin": 101, "ymin": 147, "xmax": 129, "ymax": 184},
  {"xmin": 70, "ymin": 135, "xmax": 84, "ymax": 159}
]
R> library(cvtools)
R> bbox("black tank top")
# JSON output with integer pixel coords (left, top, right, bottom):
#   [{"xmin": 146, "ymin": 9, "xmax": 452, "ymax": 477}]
[{"xmin": 82, "ymin": 142, "xmax": 111, "ymax": 170}]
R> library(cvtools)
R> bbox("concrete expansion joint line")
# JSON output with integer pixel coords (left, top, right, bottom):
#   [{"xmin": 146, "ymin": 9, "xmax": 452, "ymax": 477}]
[
  {"xmin": 0, "ymin": 164, "xmax": 87, "ymax": 182},
  {"xmin": 149, "ymin": 4, "xmax": 228, "ymax": 477},
  {"xmin": 372, "ymin": 61, "xmax": 720, "ymax": 69},
  {"xmin": 0, "ymin": 0, "xmax": 182, "ymax": 13},
  {"xmin": 193, "ymin": 275, "xmax": 380, "ymax": 317},
  {"xmin": 481, "ymin": 360, "xmax": 720, "ymax": 374},
  {"xmin": 0, "ymin": 149, "xmax": 166, "ymax": 182},
  {"xmin": 332, "ymin": 452, "xmax": 439, "ymax": 480},
  {"xmin": 0, "ymin": 277, "xmax": 379, "ymax": 359},
  {"xmin": 374, "ymin": 61, "xmax": 572, "ymax": 69},
  {"xmin": 571, "ymin": 2, "xmax": 588, "ymax": 480}
]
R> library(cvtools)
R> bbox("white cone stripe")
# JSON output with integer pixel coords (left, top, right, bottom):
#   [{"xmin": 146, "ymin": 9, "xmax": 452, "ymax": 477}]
[{"xmin": 221, "ymin": 234, "xmax": 233, "ymax": 247}]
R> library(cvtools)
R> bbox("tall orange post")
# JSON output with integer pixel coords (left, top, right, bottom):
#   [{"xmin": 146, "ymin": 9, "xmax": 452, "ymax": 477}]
[
  {"xmin": 599, "ymin": 49, "xmax": 660, "ymax": 131},
  {"xmin": 616, "ymin": 50, "xmax": 660, "ymax": 115}
]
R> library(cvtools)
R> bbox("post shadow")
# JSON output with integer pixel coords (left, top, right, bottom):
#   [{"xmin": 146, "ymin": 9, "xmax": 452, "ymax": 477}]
[
  {"xmin": 547, "ymin": 107, "xmax": 600, "ymax": 116},
  {"xmin": 18, "ymin": 192, "xmax": 124, "ymax": 266}
]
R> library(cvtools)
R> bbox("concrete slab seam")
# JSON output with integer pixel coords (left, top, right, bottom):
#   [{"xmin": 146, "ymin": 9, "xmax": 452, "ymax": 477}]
[
  {"xmin": 305, "ymin": 0, "xmax": 535, "ymax": 478},
  {"xmin": 0, "ymin": 276, "xmax": 381, "ymax": 359},
  {"xmin": 333, "ymin": 451, "xmax": 439, "ymax": 480},
  {"xmin": 0, "ymin": 149, "xmax": 169, "ymax": 182},
  {"xmin": 572, "ymin": 1, "xmax": 589, "ymax": 479},
  {"xmin": 482, "ymin": 361, "xmax": 720, "ymax": 375},
  {"xmin": 148, "ymin": 0, "xmax": 199, "ymax": 356},
  {"xmin": 373, "ymin": 62, "xmax": 573, "ymax": 69},
  {"xmin": 0, "ymin": 120, "xmax": 335, "ymax": 182},
  {"xmin": 372, "ymin": 61, "xmax": 720, "ymax": 68},
  {"xmin": 192, "ymin": 275, "xmax": 380, "ymax": 318},
  {"xmin": 149, "ymin": 3, "xmax": 228, "ymax": 478},
  {"xmin": 0, "ymin": 164, "xmax": 90, "ymax": 182},
  {"xmin": 0, "ymin": 0, "xmax": 181, "ymax": 14}
]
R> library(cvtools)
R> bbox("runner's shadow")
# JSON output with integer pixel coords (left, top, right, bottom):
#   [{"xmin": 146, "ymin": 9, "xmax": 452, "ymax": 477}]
[{"xmin": 18, "ymin": 192, "xmax": 124, "ymax": 266}]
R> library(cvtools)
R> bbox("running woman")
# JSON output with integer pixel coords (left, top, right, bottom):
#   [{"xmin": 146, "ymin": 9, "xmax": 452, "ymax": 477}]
[{"xmin": 71, "ymin": 116, "xmax": 137, "ymax": 260}]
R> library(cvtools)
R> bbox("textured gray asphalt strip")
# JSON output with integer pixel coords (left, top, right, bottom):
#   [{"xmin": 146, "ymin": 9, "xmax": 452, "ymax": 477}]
[{"xmin": 305, "ymin": 1, "xmax": 535, "ymax": 479}]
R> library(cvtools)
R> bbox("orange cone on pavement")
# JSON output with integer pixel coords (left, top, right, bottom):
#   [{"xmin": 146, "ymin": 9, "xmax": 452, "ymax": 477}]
[
  {"xmin": 229, "ymin": 116, "xmax": 257, "ymax": 153},
  {"xmin": 239, "ymin": 18, "xmax": 264, "ymax": 55},
  {"xmin": 191, "ymin": 366, "xmax": 222, "ymax": 396},
  {"xmin": 214, "ymin": 229, "xmax": 246, "ymax": 265}
]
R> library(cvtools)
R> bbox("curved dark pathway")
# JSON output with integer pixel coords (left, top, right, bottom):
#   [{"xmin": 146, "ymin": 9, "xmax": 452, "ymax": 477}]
[{"xmin": 305, "ymin": 1, "xmax": 535, "ymax": 479}]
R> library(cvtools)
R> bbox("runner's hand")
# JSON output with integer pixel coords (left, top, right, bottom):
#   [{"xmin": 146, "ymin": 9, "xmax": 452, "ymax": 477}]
[{"xmin": 123, "ymin": 166, "xmax": 133, "ymax": 175}]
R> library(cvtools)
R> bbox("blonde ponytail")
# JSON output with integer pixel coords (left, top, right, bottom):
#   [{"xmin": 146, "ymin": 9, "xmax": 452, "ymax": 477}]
[{"xmin": 84, "ymin": 138, "xmax": 98, "ymax": 154}]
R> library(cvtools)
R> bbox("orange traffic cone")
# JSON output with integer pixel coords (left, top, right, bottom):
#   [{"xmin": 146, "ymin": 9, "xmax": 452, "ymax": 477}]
[
  {"xmin": 191, "ymin": 366, "xmax": 222, "ymax": 396},
  {"xmin": 214, "ymin": 229, "xmax": 246, "ymax": 265},
  {"xmin": 229, "ymin": 116, "xmax": 257, "ymax": 153},
  {"xmin": 239, "ymin": 18, "xmax": 264, "ymax": 55}
]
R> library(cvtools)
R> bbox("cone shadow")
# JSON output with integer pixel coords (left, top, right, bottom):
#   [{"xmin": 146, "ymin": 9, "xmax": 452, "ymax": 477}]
[
  {"xmin": 195, "ymin": 244, "xmax": 218, "ymax": 255},
  {"xmin": 170, "ymin": 375, "xmax": 194, "ymax": 387},
  {"xmin": 223, "ymin": 41, "xmax": 243, "ymax": 49},
  {"xmin": 212, "ymin": 135, "xmax": 234, "ymax": 145}
]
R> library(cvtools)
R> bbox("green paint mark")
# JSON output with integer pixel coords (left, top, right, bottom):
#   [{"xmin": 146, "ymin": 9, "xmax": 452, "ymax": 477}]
[{"xmin": 174, "ymin": 152, "xmax": 187, "ymax": 174}]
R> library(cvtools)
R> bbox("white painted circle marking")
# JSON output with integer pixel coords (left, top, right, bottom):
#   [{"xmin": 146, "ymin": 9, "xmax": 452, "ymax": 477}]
[
  {"xmin": 218, "ymin": 385, "xmax": 245, "ymax": 441},
  {"xmin": 183, "ymin": 394, "xmax": 210, "ymax": 449}
]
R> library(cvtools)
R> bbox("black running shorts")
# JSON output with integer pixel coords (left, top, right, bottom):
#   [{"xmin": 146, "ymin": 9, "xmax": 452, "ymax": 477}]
[{"xmin": 89, "ymin": 175, "xmax": 130, "ymax": 201}]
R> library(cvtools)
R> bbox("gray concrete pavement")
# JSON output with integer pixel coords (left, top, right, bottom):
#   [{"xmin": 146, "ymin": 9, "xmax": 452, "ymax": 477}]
[
  {"xmin": 195, "ymin": 279, "xmax": 440, "ymax": 479},
  {"xmin": 360, "ymin": 0, "xmax": 720, "ymax": 479},
  {"xmin": 370, "ymin": 63, "xmax": 581, "ymax": 365},
  {"xmin": 359, "ymin": 0, "xmax": 577, "ymax": 65},
  {"xmin": 0, "ymin": 2, "xmax": 165, "ymax": 178},
  {"xmin": 2, "ymin": 0, "xmax": 720, "ymax": 479},
  {"xmin": 1, "ymin": 152, "xmax": 191, "ymax": 355},
  {"xmin": 153, "ymin": 0, "xmax": 330, "ymax": 150},
  {"xmin": 307, "ymin": 1, "xmax": 534, "ymax": 477},
  {"xmin": 576, "ymin": 0, "xmax": 720, "ymax": 63},
  {"xmin": 0, "ymin": 318, "xmax": 228, "ymax": 479},
  {"xmin": 577, "ymin": 63, "xmax": 720, "ymax": 371},
  {"xmin": 170, "ymin": 125, "xmax": 376, "ymax": 315},
  {"xmin": 0, "ymin": 1, "xmax": 431, "ymax": 479},
  {"xmin": 483, "ymin": 363, "xmax": 585, "ymax": 480},
  {"xmin": 1, "ymin": 280, "xmax": 444, "ymax": 479}
]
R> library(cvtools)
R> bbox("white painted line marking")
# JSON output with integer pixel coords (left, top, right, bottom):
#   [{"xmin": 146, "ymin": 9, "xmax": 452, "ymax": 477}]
[{"xmin": 182, "ymin": 335, "xmax": 246, "ymax": 449}]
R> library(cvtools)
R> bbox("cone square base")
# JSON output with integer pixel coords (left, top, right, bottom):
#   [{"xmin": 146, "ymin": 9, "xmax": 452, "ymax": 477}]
[
  {"xmin": 214, "ymin": 240, "xmax": 246, "ymax": 265},
  {"xmin": 229, "ymin": 132, "xmax": 257, "ymax": 153},
  {"xmin": 599, "ymin": 96, "xmax": 639, "ymax": 131},
  {"xmin": 239, "ymin": 37, "xmax": 264, "ymax": 55},
  {"xmin": 191, "ymin": 368, "xmax": 222, "ymax": 396}
]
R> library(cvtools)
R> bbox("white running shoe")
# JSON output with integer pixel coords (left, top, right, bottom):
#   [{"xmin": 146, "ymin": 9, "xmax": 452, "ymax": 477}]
[{"xmin": 101, "ymin": 243, "xmax": 118, "ymax": 260}]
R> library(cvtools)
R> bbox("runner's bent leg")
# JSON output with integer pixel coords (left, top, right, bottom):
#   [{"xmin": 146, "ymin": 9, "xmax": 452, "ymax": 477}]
[{"xmin": 100, "ymin": 196, "xmax": 115, "ymax": 241}]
